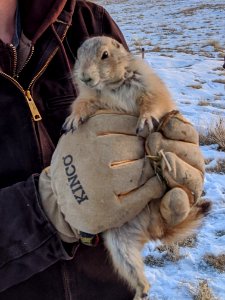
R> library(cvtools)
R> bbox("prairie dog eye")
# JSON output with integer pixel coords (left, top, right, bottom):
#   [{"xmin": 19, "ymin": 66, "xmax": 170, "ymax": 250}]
[{"xmin": 101, "ymin": 51, "xmax": 109, "ymax": 60}]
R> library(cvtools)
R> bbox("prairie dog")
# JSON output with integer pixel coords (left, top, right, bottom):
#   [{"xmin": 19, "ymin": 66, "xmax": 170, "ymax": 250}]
[
  {"xmin": 63, "ymin": 37, "xmax": 209, "ymax": 300},
  {"xmin": 64, "ymin": 35, "xmax": 176, "ymax": 133}
]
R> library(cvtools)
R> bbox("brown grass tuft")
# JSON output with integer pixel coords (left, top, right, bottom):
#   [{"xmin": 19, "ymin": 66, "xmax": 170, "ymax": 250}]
[
  {"xmin": 204, "ymin": 253, "xmax": 225, "ymax": 272},
  {"xmin": 206, "ymin": 159, "xmax": 225, "ymax": 174},
  {"xmin": 199, "ymin": 117, "xmax": 225, "ymax": 150},
  {"xmin": 178, "ymin": 234, "xmax": 197, "ymax": 248},
  {"xmin": 193, "ymin": 280, "xmax": 217, "ymax": 300},
  {"xmin": 145, "ymin": 243, "xmax": 184, "ymax": 267},
  {"xmin": 163, "ymin": 244, "xmax": 184, "ymax": 262},
  {"xmin": 204, "ymin": 40, "xmax": 221, "ymax": 51},
  {"xmin": 187, "ymin": 84, "xmax": 202, "ymax": 89},
  {"xmin": 212, "ymin": 79, "xmax": 225, "ymax": 84},
  {"xmin": 144, "ymin": 254, "xmax": 165, "ymax": 267},
  {"xmin": 151, "ymin": 46, "xmax": 161, "ymax": 52},
  {"xmin": 198, "ymin": 100, "xmax": 209, "ymax": 106}
]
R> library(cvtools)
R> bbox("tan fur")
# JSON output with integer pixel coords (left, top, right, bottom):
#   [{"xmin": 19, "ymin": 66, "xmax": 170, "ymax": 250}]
[
  {"xmin": 64, "ymin": 36, "xmax": 210, "ymax": 300},
  {"xmin": 104, "ymin": 199, "xmax": 210, "ymax": 300},
  {"xmin": 65, "ymin": 36, "xmax": 176, "ymax": 133}
]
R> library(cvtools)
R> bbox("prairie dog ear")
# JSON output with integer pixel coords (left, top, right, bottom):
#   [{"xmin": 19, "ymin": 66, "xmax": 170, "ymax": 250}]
[{"xmin": 111, "ymin": 39, "xmax": 121, "ymax": 49}]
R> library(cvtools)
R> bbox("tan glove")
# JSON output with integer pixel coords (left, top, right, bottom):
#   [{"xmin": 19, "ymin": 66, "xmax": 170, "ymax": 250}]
[
  {"xmin": 146, "ymin": 111, "xmax": 205, "ymax": 226},
  {"xmin": 39, "ymin": 112, "xmax": 166, "ymax": 242},
  {"xmin": 39, "ymin": 111, "xmax": 204, "ymax": 241}
]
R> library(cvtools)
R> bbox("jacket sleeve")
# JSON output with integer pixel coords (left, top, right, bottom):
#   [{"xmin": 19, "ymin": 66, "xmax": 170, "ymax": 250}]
[
  {"xmin": 71, "ymin": 1, "xmax": 129, "ymax": 55},
  {"xmin": 0, "ymin": 174, "xmax": 70, "ymax": 293}
]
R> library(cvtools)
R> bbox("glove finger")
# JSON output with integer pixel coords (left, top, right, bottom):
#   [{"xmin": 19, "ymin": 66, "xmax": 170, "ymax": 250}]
[
  {"xmin": 146, "ymin": 132, "xmax": 205, "ymax": 173},
  {"xmin": 160, "ymin": 187, "xmax": 190, "ymax": 226},
  {"xmin": 111, "ymin": 157, "xmax": 155, "ymax": 195},
  {"xmin": 159, "ymin": 111, "xmax": 199, "ymax": 144},
  {"xmin": 161, "ymin": 152, "xmax": 204, "ymax": 203},
  {"xmin": 119, "ymin": 176, "xmax": 166, "ymax": 210},
  {"xmin": 85, "ymin": 111, "xmax": 148, "ymax": 138}
]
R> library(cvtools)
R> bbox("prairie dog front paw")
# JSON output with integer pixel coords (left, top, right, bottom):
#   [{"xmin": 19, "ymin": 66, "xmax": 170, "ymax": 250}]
[{"xmin": 63, "ymin": 98, "xmax": 99, "ymax": 133}]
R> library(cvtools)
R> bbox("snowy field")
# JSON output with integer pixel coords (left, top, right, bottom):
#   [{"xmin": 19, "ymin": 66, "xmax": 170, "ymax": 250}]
[{"xmin": 95, "ymin": 0, "xmax": 225, "ymax": 299}]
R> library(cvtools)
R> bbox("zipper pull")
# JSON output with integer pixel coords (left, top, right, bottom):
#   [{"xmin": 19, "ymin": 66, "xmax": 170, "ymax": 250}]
[{"xmin": 25, "ymin": 90, "xmax": 42, "ymax": 121}]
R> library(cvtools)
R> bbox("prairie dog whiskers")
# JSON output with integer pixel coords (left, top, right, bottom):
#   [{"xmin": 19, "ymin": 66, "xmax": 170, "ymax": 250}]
[{"xmin": 63, "ymin": 36, "xmax": 210, "ymax": 300}]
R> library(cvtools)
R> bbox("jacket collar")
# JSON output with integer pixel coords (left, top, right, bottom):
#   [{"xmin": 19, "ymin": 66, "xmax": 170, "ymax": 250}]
[{"xmin": 19, "ymin": 0, "xmax": 76, "ymax": 43}]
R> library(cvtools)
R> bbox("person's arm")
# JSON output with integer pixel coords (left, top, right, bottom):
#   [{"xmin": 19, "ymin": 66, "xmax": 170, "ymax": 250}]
[
  {"xmin": 0, "ymin": 175, "xmax": 70, "ymax": 292},
  {"xmin": 69, "ymin": 1, "xmax": 129, "ymax": 57}
]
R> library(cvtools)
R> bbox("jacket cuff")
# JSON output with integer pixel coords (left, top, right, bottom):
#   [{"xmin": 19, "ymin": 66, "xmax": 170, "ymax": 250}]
[{"xmin": 0, "ymin": 175, "xmax": 72, "ymax": 292}]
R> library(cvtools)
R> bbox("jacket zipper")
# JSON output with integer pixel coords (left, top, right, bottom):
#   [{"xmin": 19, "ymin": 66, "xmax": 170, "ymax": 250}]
[
  {"xmin": 27, "ymin": 27, "xmax": 69, "ymax": 90},
  {"xmin": 1, "ymin": 25, "xmax": 69, "ymax": 120},
  {"xmin": 27, "ymin": 47, "xmax": 59, "ymax": 90},
  {"xmin": 9, "ymin": 44, "xmax": 17, "ymax": 78},
  {"xmin": 0, "ymin": 71, "xmax": 42, "ymax": 121},
  {"xmin": 0, "ymin": 45, "xmax": 63, "ymax": 121},
  {"xmin": 16, "ymin": 45, "xmax": 35, "ymax": 78}
]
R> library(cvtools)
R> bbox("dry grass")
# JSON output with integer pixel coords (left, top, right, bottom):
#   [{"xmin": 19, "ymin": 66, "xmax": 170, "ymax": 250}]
[
  {"xmin": 164, "ymin": 244, "xmax": 185, "ymax": 262},
  {"xmin": 199, "ymin": 132, "xmax": 212, "ymax": 146},
  {"xmin": 198, "ymin": 100, "xmax": 209, "ymax": 106},
  {"xmin": 179, "ymin": 5, "xmax": 209, "ymax": 16},
  {"xmin": 178, "ymin": 235, "xmax": 197, "ymax": 248},
  {"xmin": 212, "ymin": 79, "xmax": 225, "ymax": 84},
  {"xmin": 192, "ymin": 280, "xmax": 217, "ymax": 300},
  {"xmin": 199, "ymin": 51, "xmax": 214, "ymax": 58},
  {"xmin": 206, "ymin": 159, "xmax": 225, "ymax": 174},
  {"xmin": 160, "ymin": 53, "xmax": 174, "ymax": 58},
  {"xmin": 217, "ymin": 52, "xmax": 225, "ymax": 58},
  {"xmin": 145, "ymin": 243, "xmax": 184, "ymax": 267},
  {"xmin": 157, "ymin": 243, "xmax": 184, "ymax": 262},
  {"xmin": 132, "ymin": 39, "xmax": 143, "ymax": 47},
  {"xmin": 178, "ymin": 4, "xmax": 225, "ymax": 16},
  {"xmin": 203, "ymin": 40, "xmax": 222, "ymax": 51},
  {"xmin": 158, "ymin": 234, "xmax": 202, "ymax": 252},
  {"xmin": 183, "ymin": 280, "xmax": 217, "ymax": 300},
  {"xmin": 150, "ymin": 46, "xmax": 161, "ymax": 52},
  {"xmin": 212, "ymin": 67, "xmax": 224, "ymax": 71},
  {"xmin": 204, "ymin": 253, "xmax": 225, "ymax": 272},
  {"xmin": 144, "ymin": 254, "xmax": 165, "ymax": 267},
  {"xmin": 187, "ymin": 84, "xmax": 202, "ymax": 89},
  {"xmin": 177, "ymin": 48, "xmax": 195, "ymax": 55},
  {"xmin": 199, "ymin": 117, "xmax": 225, "ymax": 150},
  {"xmin": 195, "ymin": 79, "xmax": 206, "ymax": 84}
]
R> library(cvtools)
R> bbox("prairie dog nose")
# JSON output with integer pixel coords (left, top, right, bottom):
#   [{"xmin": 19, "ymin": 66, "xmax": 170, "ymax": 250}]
[{"xmin": 80, "ymin": 72, "xmax": 93, "ymax": 84}]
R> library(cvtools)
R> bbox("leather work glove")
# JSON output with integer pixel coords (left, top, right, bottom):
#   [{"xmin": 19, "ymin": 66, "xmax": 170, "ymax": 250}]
[
  {"xmin": 39, "ymin": 111, "xmax": 204, "ymax": 242},
  {"xmin": 146, "ymin": 111, "xmax": 205, "ymax": 226},
  {"xmin": 39, "ymin": 112, "xmax": 167, "ymax": 242}
]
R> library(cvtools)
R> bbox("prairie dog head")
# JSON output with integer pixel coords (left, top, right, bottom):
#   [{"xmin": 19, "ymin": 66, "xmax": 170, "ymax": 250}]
[{"xmin": 75, "ymin": 36, "xmax": 131, "ymax": 90}]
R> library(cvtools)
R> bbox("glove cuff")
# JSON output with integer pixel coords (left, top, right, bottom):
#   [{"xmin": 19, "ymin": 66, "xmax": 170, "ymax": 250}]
[{"xmin": 39, "ymin": 168, "xmax": 79, "ymax": 243}]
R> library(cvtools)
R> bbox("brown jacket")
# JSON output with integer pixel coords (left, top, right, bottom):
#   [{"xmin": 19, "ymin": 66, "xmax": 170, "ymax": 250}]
[{"xmin": 0, "ymin": 0, "xmax": 133, "ymax": 299}]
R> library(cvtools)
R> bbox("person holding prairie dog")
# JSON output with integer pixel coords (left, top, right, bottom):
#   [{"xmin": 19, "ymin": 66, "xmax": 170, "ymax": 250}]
[
  {"xmin": 0, "ymin": 0, "xmax": 207, "ymax": 298},
  {"xmin": 56, "ymin": 36, "xmax": 209, "ymax": 300}
]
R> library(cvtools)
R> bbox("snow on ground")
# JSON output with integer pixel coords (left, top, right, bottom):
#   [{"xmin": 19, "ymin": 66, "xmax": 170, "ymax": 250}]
[{"xmin": 95, "ymin": 0, "xmax": 225, "ymax": 299}]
